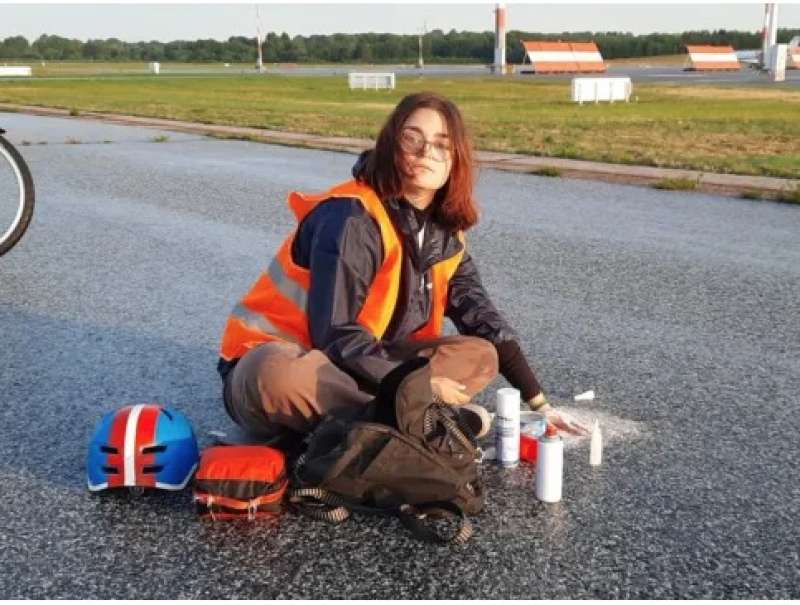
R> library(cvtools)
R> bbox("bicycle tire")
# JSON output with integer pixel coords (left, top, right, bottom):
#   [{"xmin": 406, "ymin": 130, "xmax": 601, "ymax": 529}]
[{"xmin": 0, "ymin": 133, "xmax": 35, "ymax": 256}]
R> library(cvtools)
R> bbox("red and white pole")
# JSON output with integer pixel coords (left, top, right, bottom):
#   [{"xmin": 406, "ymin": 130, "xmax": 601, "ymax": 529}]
[
  {"xmin": 762, "ymin": 3, "xmax": 779, "ymax": 69},
  {"xmin": 494, "ymin": 3, "xmax": 507, "ymax": 74}
]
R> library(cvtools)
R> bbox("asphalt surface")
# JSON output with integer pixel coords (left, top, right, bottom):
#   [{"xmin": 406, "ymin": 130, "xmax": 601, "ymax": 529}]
[
  {"xmin": 272, "ymin": 62, "xmax": 800, "ymax": 86},
  {"xmin": 1, "ymin": 111, "xmax": 799, "ymax": 598},
  {"xmin": 4, "ymin": 62, "xmax": 799, "ymax": 86},
  {"xmin": 280, "ymin": 63, "xmax": 800, "ymax": 85}
]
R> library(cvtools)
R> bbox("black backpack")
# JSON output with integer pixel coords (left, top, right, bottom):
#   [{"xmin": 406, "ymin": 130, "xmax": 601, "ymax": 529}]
[{"xmin": 289, "ymin": 357, "xmax": 484, "ymax": 545}]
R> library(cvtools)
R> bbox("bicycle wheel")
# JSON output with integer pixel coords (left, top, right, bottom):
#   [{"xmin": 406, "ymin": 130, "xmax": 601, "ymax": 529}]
[{"xmin": 0, "ymin": 131, "xmax": 35, "ymax": 256}]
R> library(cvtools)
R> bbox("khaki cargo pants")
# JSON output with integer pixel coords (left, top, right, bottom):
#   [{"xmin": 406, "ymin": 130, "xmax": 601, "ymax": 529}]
[{"xmin": 223, "ymin": 335, "xmax": 499, "ymax": 436}]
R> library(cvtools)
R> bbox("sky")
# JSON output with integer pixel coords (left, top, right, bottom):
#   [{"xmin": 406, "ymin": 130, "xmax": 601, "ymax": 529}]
[{"xmin": 2, "ymin": 3, "xmax": 799, "ymax": 43}]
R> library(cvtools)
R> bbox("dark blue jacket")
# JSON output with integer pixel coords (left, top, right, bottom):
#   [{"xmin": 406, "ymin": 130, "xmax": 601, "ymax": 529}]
[{"xmin": 219, "ymin": 153, "xmax": 525, "ymax": 395}]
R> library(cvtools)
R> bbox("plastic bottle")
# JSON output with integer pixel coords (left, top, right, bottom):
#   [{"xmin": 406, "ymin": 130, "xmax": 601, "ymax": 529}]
[
  {"xmin": 535, "ymin": 425, "xmax": 563, "ymax": 502},
  {"xmin": 589, "ymin": 418, "xmax": 602, "ymax": 466},
  {"xmin": 519, "ymin": 434, "xmax": 538, "ymax": 463},
  {"xmin": 519, "ymin": 411, "xmax": 546, "ymax": 463},
  {"xmin": 495, "ymin": 388, "xmax": 520, "ymax": 468}
]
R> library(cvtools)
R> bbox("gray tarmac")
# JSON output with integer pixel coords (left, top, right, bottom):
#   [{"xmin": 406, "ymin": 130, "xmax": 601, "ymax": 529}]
[
  {"xmin": 1, "ymin": 111, "xmax": 799, "ymax": 598},
  {"xmin": 4, "ymin": 62, "xmax": 799, "ymax": 86}
]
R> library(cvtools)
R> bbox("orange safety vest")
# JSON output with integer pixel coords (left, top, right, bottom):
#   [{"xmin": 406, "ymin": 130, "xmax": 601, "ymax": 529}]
[{"xmin": 219, "ymin": 179, "xmax": 465, "ymax": 362}]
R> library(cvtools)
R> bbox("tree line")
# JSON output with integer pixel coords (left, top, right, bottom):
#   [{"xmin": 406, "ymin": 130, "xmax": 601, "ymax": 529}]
[{"xmin": 2, "ymin": 29, "xmax": 799, "ymax": 63}]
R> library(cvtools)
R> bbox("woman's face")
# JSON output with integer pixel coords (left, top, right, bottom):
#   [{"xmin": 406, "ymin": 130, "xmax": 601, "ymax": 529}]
[{"xmin": 399, "ymin": 107, "xmax": 453, "ymax": 195}]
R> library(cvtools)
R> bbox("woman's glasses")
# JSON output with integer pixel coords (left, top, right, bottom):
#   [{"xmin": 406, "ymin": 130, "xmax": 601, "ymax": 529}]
[{"xmin": 399, "ymin": 129, "xmax": 452, "ymax": 162}]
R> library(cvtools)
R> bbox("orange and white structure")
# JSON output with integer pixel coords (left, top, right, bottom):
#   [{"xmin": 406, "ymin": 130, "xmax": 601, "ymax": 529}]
[
  {"xmin": 521, "ymin": 41, "xmax": 606, "ymax": 74},
  {"xmin": 684, "ymin": 45, "xmax": 741, "ymax": 71},
  {"xmin": 493, "ymin": 3, "xmax": 507, "ymax": 74}
]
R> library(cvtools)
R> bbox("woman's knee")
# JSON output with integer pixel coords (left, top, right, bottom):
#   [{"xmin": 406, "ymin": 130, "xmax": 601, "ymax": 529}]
[
  {"xmin": 458, "ymin": 336, "xmax": 499, "ymax": 382},
  {"xmin": 429, "ymin": 335, "xmax": 499, "ymax": 395},
  {"xmin": 226, "ymin": 341, "xmax": 306, "ymax": 433},
  {"xmin": 253, "ymin": 345, "xmax": 370, "ymax": 433},
  {"xmin": 462, "ymin": 336, "xmax": 499, "ymax": 383}
]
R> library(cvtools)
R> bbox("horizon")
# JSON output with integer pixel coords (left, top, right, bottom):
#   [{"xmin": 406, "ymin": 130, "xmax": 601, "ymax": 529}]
[{"xmin": 3, "ymin": 4, "xmax": 800, "ymax": 44}]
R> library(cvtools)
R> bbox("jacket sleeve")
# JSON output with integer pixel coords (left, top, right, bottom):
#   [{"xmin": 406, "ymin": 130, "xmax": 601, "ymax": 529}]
[
  {"xmin": 445, "ymin": 251, "xmax": 519, "ymax": 345},
  {"xmin": 303, "ymin": 200, "xmax": 403, "ymax": 392},
  {"xmin": 446, "ymin": 252, "xmax": 544, "ymax": 400}
]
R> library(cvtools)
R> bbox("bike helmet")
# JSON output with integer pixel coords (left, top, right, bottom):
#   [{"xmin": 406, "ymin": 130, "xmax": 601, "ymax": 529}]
[{"xmin": 87, "ymin": 403, "xmax": 199, "ymax": 492}]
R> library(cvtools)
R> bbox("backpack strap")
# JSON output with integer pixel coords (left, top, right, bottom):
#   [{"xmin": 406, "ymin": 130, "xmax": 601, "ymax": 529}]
[
  {"xmin": 397, "ymin": 501, "xmax": 474, "ymax": 546},
  {"xmin": 288, "ymin": 487, "xmax": 473, "ymax": 546},
  {"xmin": 287, "ymin": 487, "xmax": 351, "ymax": 523}
]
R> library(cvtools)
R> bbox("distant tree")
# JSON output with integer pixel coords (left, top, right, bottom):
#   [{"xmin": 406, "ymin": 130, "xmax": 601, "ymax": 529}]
[
  {"xmin": 291, "ymin": 35, "xmax": 308, "ymax": 62},
  {"xmin": 1, "ymin": 29, "xmax": 790, "ymax": 65},
  {"xmin": 32, "ymin": 34, "xmax": 83, "ymax": 60},
  {"xmin": 354, "ymin": 37, "xmax": 372, "ymax": 62},
  {"xmin": 0, "ymin": 35, "xmax": 31, "ymax": 59}
]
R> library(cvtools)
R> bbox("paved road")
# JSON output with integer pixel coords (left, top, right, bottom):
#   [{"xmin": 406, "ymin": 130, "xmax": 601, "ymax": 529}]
[
  {"xmin": 5, "ymin": 62, "xmax": 800, "ymax": 86},
  {"xmin": 1, "ymin": 111, "xmax": 799, "ymax": 598},
  {"xmin": 275, "ymin": 63, "xmax": 800, "ymax": 85}
]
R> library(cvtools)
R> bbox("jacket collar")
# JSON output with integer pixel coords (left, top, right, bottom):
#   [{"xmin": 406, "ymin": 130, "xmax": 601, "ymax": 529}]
[{"xmin": 384, "ymin": 196, "xmax": 464, "ymax": 272}]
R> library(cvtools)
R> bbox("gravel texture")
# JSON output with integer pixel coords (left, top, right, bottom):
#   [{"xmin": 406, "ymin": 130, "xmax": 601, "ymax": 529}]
[{"xmin": 1, "ymin": 111, "xmax": 799, "ymax": 598}]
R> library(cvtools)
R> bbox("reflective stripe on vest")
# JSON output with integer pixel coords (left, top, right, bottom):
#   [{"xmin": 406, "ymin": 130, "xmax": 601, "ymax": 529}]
[{"xmin": 219, "ymin": 179, "xmax": 465, "ymax": 361}]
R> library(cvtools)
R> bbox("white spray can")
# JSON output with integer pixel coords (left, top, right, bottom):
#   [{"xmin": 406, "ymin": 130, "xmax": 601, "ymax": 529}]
[
  {"xmin": 495, "ymin": 388, "xmax": 520, "ymax": 468},
  {"xmin": 535, "ymin": 425, "xmax": 563, "ymax": 502},
  {"xmin": 590, "ymin": 418, "xmax": 603, "ymax": 466}
]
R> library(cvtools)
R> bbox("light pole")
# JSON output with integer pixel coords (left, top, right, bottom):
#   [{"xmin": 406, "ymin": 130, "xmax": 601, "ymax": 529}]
[
  {"xmin": 761, "ymin": 3, "xmax": 778, "ymax": 70},
  {"xmin": 417, "ymin": 21, "xmax": 426, "ymax": 70},
  {"xmin": 255, "ymin": 5, "xmax": 265, "ymax": 73},
  {"xmin": 493, "ymin": 3, "xmax": 507, "ymax": 75}
]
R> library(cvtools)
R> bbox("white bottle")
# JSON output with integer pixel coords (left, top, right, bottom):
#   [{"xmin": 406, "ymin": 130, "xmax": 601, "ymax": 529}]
[
  {"xmin": 589, "ymin": 418, "xmax": 603, "ymax": 466},
  {"xmin": 495, "ymin": 388, "xmax": 521, "ymax": 468},
  {"xmin": 535, "ymin": 425, "xmax": 563, "ymax": 502}
]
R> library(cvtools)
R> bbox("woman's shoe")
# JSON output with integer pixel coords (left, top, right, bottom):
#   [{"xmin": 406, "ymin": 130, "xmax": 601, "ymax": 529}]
[{"xmin": 456, "ymin": 404, "xmax": 492, "ymax": 439}]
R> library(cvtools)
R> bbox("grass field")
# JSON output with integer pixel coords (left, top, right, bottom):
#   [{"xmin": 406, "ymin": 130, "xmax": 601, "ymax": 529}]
[
  {"xmin": 1, "ymin": 60, "xmax": 276, "ymax": 77},
  {"xmin": 1, "ymin": 69, "xmax": 798, "ymax": 178}
]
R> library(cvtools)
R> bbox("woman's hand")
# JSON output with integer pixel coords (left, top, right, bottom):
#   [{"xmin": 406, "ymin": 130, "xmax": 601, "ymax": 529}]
[
  {"xmin": 532, "ymin": 399, "xmax": 589, "ymax": 436},
  {"xmin": 430, "ymin": 376, "xmax": 471, "ymax": 405}
]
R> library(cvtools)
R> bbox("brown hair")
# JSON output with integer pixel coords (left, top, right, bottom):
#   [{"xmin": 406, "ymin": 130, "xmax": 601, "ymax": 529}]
[{"xmin": 354, "ymin": 91, "xmax": 479, "ymax": 232}]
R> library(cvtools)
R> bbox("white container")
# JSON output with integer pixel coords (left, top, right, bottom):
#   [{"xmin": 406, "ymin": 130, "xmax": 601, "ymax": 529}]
[
  {"xmin": 347, "ymin": 72, "xmax": 395, "ymax": 90},
  {"xmin": 571, "ymin": 77, "xmax": 631, "ymax": 104},
  {"xmin": 495, "ymin": 388, "xmax": 520, "ymax": 468},
  {"xmin": 535, "ymin": 426, "xmax": 563, "ymax": 502},
  {"xmin": 0, "ymin": 66, "xmax": 32, "ymax": 77},
  {"xmin": 574, "ymin": 389, "xmax": 595, "ymax": 402},
  {"xmin": 589, "ymin": 418, "xmax": 603, "ymax": 466}
]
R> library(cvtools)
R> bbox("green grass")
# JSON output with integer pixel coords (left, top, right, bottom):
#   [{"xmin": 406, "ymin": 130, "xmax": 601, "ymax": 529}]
[
  {"xmin": 529, "ymin": 166, "xmax": 562, "ymax": 177},
  {"xmin": 652, "ymin": 177, "xmax": 699, "ymax": 191},
  {"xmin": 776, "ymin": 185, "xmax": 800, "ymax": 204},
  {"xmin": 206, "ymin": 132, "xmax": 264, "ymax": 143},
  {"xmin": 1, "ymin": 72, "xmax": 799, "ymax": 178},
  {"xmin": 151, "ymin": 135, "xmax": 170, "ymax": 143},
  {"xmin": 0, "ymin": 60, "xmax": 258, "ymax": 77},
  {"xmin": 739, "ymin": 189, "xmax": 764, "ymax": 200}
]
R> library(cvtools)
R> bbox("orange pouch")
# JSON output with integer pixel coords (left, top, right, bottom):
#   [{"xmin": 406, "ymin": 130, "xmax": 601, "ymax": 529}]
[{"xmin": 193, "ymin": 445, "xmax": 288, "ymax": 520}]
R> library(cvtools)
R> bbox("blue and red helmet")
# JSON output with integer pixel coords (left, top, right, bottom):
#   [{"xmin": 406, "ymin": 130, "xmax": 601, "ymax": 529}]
[{"xmin": 87, "ymin": 404, "xmax": 199, "ymax": 492}]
